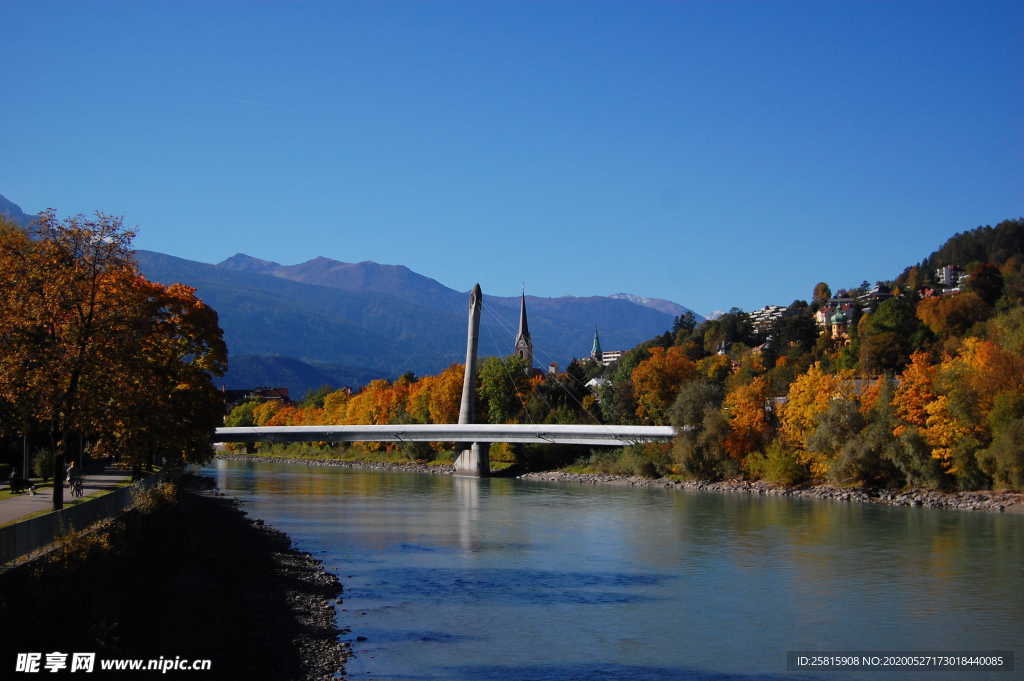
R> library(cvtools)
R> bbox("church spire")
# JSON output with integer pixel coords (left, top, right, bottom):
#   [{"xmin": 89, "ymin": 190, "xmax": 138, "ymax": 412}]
[
  {"xmin": 591, "ymin": 328, "xmax": 603, "ymax": 364},
  {"xmin": 513, "ymin": 291, "xmax": 533, "ymax": 369}
]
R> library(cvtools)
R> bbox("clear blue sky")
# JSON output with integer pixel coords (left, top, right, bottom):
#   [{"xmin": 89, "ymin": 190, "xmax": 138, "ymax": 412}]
[{"xmin": 3, "ymin": 0, "xmax": 1021, "ymax": 317}]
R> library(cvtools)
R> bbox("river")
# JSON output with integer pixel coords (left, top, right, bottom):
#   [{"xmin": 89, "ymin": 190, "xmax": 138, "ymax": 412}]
[{"xmin": 206, "ymin": 459, "xmax": 1023, "ymax": 681}]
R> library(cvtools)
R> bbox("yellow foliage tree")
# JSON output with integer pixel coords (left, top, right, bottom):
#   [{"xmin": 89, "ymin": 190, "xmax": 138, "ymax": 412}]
[{"xmin": 778, "ymin": 363, "xmax": 852, "ymax": 476}]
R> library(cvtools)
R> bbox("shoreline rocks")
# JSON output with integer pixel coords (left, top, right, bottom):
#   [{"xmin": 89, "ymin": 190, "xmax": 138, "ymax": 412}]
[
  {"xmin": 516, "ymin": 471, "xmax": 1024, "ymax": 513},
  {"xmin": 214, "ymin": 454, "xmax": 1022, "ymax": 514}
]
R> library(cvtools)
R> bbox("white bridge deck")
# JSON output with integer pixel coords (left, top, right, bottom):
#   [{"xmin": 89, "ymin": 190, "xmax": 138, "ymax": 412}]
[{"xmin": 215, "ymin": 424, "xmax": 676, "ymax": 447}]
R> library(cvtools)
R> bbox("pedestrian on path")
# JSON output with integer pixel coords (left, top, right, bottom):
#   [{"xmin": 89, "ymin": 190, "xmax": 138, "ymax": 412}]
[{"xmin": 8, "ymin": 466, "xmax": 37, "ymax": 495}]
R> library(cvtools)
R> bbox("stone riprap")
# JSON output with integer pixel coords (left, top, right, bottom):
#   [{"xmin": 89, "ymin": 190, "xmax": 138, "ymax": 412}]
[{"xmin": 517, "ymin": 471, "xmax": 1024, "ymax": 513}]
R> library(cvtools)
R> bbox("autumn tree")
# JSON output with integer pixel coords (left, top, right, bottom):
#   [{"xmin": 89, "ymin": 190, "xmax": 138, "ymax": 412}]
[
  {"xmin": 0, "ymin": 212, "xmax": 226, "ymax": 508},
  {"xmin": 778, "ymin": 363, "xmax": 852, "ymax": 477},
  {"xmin": 916, "ymin": 291, "xmax": 992, "ymax": 338},
  {"xmin": 722, "ymin": 375, "xmax": 771, "ymax": 460},
  {"xmin": 631, "ymin": 346, "xmax": 696, "ymax": 424}
]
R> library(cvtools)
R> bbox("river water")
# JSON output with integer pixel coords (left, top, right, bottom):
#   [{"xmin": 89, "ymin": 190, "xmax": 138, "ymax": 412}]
[{"xmin": 206, "ymin": 459, "xmax": 1023, "ymax": 681}]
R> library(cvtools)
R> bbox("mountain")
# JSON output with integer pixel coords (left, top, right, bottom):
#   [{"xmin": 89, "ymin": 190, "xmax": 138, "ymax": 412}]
[
  {"xmin": 220, "ymin": 356, "xmax": 382, "ymax": 399},
  {"xmin": 133, "ymin": 250, "xmax": 692, "ymax": 394},
  {"xmin": 217, "ymin": 253, "xmax": 468, "ymax": 310},
  {"xmin": 0, "ymin": 193, "xmax": 700, "ymax": 395},
  {"xmin": 609, "ymin": 293, "xmax": 703, "ymax": 320},
  {"xmin": 0, "ymin": 194, "xmax": 37, "ymax": 229}
]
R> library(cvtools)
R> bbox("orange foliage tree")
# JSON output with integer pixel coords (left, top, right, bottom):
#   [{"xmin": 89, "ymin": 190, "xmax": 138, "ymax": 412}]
[
  {"xmin": 892, "ymin": 351, "xmax": 937, "ymax": 436},
  {"xmin": 916, "ymin": 291, "xmax": 992, "ymax": 338},
  {"xmin": 631, "ymin": 346, "xmax": 696, "ymax": 424},
  {"xmin": 723, "ymin": 375, "xmax": 771, "ymax": 460},
  {"xmin": 0, "ymin": 212, "xmax": 226, "ymax": 509}
]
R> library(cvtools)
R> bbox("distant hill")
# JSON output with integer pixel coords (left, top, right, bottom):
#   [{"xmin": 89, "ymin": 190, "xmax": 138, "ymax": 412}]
[
  {"xmin": 895, "ymin": 217, "xmax": 1024, "ymax": 288},
  {"xmin": 0, "ymin": 194, "xmax": 37, "ymax": 229},
  {"xmin": 923, "ymin": 218, "xmax": 1024, "ymax": 270},
  {"xmin": 218, "ymin": 355, "xmax": 382, "ymax": 399}
]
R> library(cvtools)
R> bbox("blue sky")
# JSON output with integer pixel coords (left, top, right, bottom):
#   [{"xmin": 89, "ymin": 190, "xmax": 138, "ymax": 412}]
[{"xmin": 2, "ymin": 1, "xmax": 1020, "ymax": 317}]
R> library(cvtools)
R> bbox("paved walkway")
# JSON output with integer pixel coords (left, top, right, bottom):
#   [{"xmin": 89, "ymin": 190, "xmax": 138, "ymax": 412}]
[{"xmin": 0, "ymin": 468, "xmax": 132, "ymax": 525}]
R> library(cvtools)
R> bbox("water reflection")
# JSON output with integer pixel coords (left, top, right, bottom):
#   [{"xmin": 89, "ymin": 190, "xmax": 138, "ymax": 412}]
[{"xmin": 206, "ymin": 461, "xmax": 1023, "ymax": 681}]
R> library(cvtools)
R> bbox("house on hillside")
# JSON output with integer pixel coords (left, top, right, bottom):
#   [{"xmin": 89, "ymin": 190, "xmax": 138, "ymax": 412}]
[
  {"xmin": 749, "ymin": 305, "xmax": 786, "ymax": 334},
  {"xmin": 221, "ymin": 386, "xmax": 290, "ymax": 408}
]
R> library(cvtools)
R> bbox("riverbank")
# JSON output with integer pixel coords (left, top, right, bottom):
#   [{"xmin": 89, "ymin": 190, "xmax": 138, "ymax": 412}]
[
  {"xmin": 217, "ymin": 452, "xmax": 455, "ymax": 475},
  {"xmin": 0, "ymin": 474, "xmax": 349, "ymax": 680},
  {"xmin": 217, "ymin": 452, "xmax": 1024, "ymax": 514},
  {"xmin": 519, "ymin": 470, "xmax": 1024, "ymax": 513}
]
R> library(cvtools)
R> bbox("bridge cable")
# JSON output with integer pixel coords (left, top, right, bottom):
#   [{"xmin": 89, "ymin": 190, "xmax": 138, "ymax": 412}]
[
  {"xmin": 481, "ymin": 301, "xmax": 623, "ymax": 444},
  {"xmin": 483, "ymin": 299, "xmax": 612, "ymax": 429}
]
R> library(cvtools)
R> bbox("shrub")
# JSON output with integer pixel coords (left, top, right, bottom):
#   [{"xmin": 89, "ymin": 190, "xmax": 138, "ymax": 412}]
[
  {"xmin": 977, "ymin": 419, "xmax": 1024, "ymax": 489},
  {"xmin": 32, "ymin": 449, "xmax": 54, "ymax": 481},
  {"xmin": 745, "ymin": 439, "xmax": 810, "ymax": 486},
  {"xmin": 671, "ymin": 407, "xmax": 737, "ymax": 480},
  {"xmin": 886, "ymin": 428, "xmax": 948, "ymax": 489}
]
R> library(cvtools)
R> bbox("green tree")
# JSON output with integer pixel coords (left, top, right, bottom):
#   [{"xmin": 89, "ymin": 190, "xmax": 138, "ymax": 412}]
[
  {"xmin": 477, "ymin": 355, "xmax": 530, "ymax": 423},
  {"xmin": 966, "ymin": 263, "xmax": 1004, "ymax": 305},
  {"xmin": 858, "ymin": 297, "xmax": 929, "ymax": 374},
  {"xmin": 225, "ymin": 401, "xmax": 260, "ymax": 427},
  {"xmin": 812, "ymin": 282, "xmax": 832, "ymax": 305}
]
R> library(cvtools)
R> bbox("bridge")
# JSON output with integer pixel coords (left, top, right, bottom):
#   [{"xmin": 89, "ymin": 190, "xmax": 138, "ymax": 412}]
[
  {"xmin": 214, "ymin": 424, "xmax": 675, "ymax": 447},
  {"xmin": 218, "ymin": 284, "xmax": 675, "ymax": 476}
]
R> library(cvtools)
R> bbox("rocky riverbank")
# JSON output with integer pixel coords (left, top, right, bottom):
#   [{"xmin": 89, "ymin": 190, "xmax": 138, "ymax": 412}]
[
  {"xmin": 216, "ymin": 454, "xmax": 1023, "ymax": 513},
  {"xmin": 518, "ymin": 471, "xmax": 1024, "ymax": 513},
  {"xmin": 0, "ymin": 474, "xmax": 350, "ymax": 680}
]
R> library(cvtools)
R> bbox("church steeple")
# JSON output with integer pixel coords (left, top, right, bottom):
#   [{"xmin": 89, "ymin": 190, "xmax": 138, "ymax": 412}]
[
  {"xmin": 513, "ymin": 291, "xmax": 533, "ymax": 369},
  {"xmin": 591, "ymin": 328, "xmax": 603, "ymax": 364}
]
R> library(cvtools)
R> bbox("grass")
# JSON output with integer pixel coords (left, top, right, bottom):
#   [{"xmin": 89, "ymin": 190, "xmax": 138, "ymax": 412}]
[{"xmin": 0, "ymin": 479, "xmax": 55, "ymax": 501}]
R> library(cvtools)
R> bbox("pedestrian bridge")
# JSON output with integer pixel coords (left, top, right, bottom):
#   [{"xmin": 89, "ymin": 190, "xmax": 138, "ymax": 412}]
[{"xmin": 214, "ymin": 424, "xmax": 675, "ymax": 447}]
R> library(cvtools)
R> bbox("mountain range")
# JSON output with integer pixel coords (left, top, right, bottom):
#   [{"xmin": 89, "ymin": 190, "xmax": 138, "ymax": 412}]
[{"xmin": 1, "ymin": 194, "xmax": 701, "ymax": 396}]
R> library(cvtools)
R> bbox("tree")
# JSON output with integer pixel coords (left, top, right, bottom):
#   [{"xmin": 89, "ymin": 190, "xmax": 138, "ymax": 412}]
[
  {"xmin": 722, "ymin": 375, "xmax": 771, "ymax": 460},
  {"xmin": 1, "ymin": 212, "xmax": 138, "ymax": 508},
  {"xmin": 812, "ymin": 282, "xmax": 832, "ymax": 305},
  {"xmin": 858, "ymin": 296, "xmax": 927, "ymax": 374},
  {"xmin": 966, "ymin": 263, "xmax": 1004, "ymax": 305},
  {"xmin": 669, "ymin": 379, "xmax": 724, "ymax": 432},
  {"xmin": 0, "ymin": 212, "xmax": 226, "ymax": 508},
  {"xmin": 477, "ymin": 355, "xmax": 531, "ymax": 423},
  {"xmin": 672, "ymin": 311, "xmax": 697, "ymax": 338},
  {"xmin": 892, "ymin": 351, "xmax": 937, "ymax": 435},
  {"xmin": 630, "ymin": 346, "xmax": 696, "ymax": 424},
  {"xmin": 93, "ymin": 279, "xmax": 227, "ymax": 466},
  {"xmin": 778, "ymin": 363, "xmax": 852, "ymax": 476},
  {"xmin": 916, "ymin": 291, "xmax": 992, "ymax": 338}
]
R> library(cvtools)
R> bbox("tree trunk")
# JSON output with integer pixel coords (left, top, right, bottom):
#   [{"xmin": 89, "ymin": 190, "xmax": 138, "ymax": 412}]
[{"xmin": 52, "ymin": 451, "xmax": 64, "ymax": 511}]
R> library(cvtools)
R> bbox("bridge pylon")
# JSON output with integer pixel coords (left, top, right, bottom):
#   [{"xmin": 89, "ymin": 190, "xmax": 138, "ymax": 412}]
[{"xmin": 454, "ymin": 283, "xmax": 490, "ymax": 476}]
